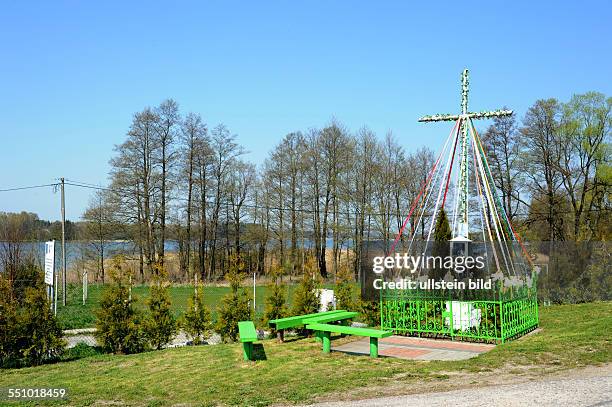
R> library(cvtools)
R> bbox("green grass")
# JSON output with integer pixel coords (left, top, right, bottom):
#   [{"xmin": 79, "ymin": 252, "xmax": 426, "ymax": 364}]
[
  {"xmin": 57, "ymin": 283, "xmax": 311, "ymax": 330},
  {"xmin": 1, "ymin": 302, "xmax": 609, "ymax": 406}
]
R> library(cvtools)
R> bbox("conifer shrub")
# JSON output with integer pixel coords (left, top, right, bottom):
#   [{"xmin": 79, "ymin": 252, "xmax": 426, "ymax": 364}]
[
  {"xmin": 182, "ymin": 285, "xmax": 212, "ymax": 345},
  {"xmin": 216, "ymin": 255, "xmax": 253, "ymax": 342},
  {"xmin": 144, "ymin": 266, "xmax": 177, "ymax": 350},
  {"xmin": 359, "ymin": 297, "xmax": 380, "ymax": 327},
  {"xmin": 263, "ymin": 265, "xmax": 288, "ymax": 339},
  {"xmin": 95, "ymin": 258, "xmax": 145, "ymax": 354},
  {"xmin": 0, "ymin": 260, "xmax": 65, "ymax": 367},
  {"xmin": 335, "ymin": 266, "xmax": 356, "ymax": 311},
  {"xmin": 0, "ymin": 277, "xmax": 17, "ymax": 367},
  {"xmin": 291, "ymin": 258, "xmax": 321, "ymax": 316},
  {"xmin": 17, "ymin": 285, "xmax": 66, "ymax": 365}
]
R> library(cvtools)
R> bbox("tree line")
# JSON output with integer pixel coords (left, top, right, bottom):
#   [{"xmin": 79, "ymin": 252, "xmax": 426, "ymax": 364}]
[{"xmin": 76, "ymin": 92, "xmax": 610, "ymax": 284}]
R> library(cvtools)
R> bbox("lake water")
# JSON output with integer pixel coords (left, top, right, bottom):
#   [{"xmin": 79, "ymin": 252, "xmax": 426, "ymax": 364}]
[{"xmin": 1, "ymin": 238, "xmax": 350, "ymax": 270}]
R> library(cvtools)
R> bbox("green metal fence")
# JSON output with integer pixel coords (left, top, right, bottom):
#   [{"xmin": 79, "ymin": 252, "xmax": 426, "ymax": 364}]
[{"xmin": 380, "ymin": 285, "xmax": 538, "ymax": 343}]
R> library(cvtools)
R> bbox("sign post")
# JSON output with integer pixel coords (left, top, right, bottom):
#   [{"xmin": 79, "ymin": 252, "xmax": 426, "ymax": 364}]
[{"xmin": 44, "ymin": 240, "xmax": 56, "ymax": 314}]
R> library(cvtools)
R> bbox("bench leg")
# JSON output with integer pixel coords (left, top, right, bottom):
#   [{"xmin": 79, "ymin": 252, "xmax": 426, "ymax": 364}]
[
  {"xmin": 277, "ymin": 329, "xmax": 284, "ymax": 343},
  {"xmin": 370, "ymin": 337, "xmax": 378, "ymax": 358},
  {"xmin": 315, "ymin": 330, "xmax": 322, "ymax": 342},
  {"xmin": 243, "ymin": 342, "xmax": 253, "ymax": 361},
  {"xmin": 322, "ymin": 331, "xmax": 331, "ymax": 354}
]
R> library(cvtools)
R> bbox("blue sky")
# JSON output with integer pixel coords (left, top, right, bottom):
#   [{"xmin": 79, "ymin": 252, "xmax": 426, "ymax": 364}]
[{"xmin": 1, "ymin": 1, "xmax": 611, "ymax": 220}]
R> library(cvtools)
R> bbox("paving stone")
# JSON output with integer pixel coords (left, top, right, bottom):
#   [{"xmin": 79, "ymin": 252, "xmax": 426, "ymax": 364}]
[{"xmin": 332, "ymin": 335, "xmax": 493, "ymax": 361}]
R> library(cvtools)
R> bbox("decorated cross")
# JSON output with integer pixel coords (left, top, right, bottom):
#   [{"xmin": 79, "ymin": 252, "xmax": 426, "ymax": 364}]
[{"xmin": 418, "ymin": 69, "xmax": 512, "ymax": 240}]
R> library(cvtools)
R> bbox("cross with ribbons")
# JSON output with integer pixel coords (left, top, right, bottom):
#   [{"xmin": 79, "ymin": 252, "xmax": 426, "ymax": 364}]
[{"xmin": 418, "ymin": 69, "xmax": 512, "ymax": 240}]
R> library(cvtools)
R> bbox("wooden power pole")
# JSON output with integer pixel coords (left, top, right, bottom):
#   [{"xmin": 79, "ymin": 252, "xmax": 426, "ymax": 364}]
[{"xmin": 61, "ymin": 177, "xmax": 67, "ymax": 306}]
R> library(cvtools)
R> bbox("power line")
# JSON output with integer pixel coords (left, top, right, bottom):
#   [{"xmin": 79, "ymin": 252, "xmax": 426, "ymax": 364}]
[
  {"xmin": 0, "ymin": 183, "xmax": 59, "ymax": 192},
  {"xmin": 1, "ymin": 180, "xmax": 609, "ymax": 219}
]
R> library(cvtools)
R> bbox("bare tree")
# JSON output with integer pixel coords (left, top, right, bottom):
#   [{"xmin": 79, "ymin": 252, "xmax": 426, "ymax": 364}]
[
  {"xmin": 82, "ymin": 190, "xmax": 116, "ymax": 282},
  {"xmin": 154, "ymin": 99, "xmax": 180, "ymax": 267},
  {"xmin": 521, "ymin": 99, "xmax": 566, "ymax": 241},
  {"xmin": 482, "ymin": 113, "xmax": 525, "ymax": 224},
  {"xmin": 228, "ymin": 161, "xmax": 256, "ymax": 259},
  {"xmin": 179, "ymin": 112, "xmax": 207, "ymax": 278},
  {"xmin": 208, "ymin": 124, "xmax": 244, "ymax": 279}
]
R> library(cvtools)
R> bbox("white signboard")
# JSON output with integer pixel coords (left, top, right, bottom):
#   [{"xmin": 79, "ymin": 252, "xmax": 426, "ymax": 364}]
[{"xmin": 44, "ymin": 241, "xmax": 55, "ymax": 285}]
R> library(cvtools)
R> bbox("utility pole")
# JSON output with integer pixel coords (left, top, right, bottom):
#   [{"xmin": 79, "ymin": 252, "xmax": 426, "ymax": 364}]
[{"xmin": 61, "ymin": 177, "xmax": 67, "ymax": 306}]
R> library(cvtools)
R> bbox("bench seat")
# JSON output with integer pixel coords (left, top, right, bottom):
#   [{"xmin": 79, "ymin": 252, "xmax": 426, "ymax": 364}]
[
  {"xmin": 238, "ymin": 321, "xmax": 258, "ymax": 361},
  {"xmin": 306, "ymin": 323, "xmax": 393, "ymax": 357},
  {"xmin": 304, "ymin": 311, "xmax": 358, "ymax": 324},
  {"xmin": 269, "ymin": 310, "xmax": 347, "ymax": 330}
]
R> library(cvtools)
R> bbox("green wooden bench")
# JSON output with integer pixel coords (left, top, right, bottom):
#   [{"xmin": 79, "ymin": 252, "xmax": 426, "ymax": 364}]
[
  {"xmin": 238, "ymin": 321, "xmax": 258, "ymax": 361},
  {"xmin": 305, "ymin": 311, "xmax": 359, "ymax": 342},
  {"xmin": 305, "ymin": 311, "xmax": 358, "ymax": 324},
  {"xmin": 306, "ymin": 323, "xmax": 393, "ymax": 358},
  {"xmin": 269, "ymin": 310, "xmax": 353, "ymax": 341}
]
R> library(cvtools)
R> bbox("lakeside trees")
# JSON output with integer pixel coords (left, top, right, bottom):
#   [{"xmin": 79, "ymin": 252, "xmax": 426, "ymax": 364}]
[
  {"xmin": 483, "ymin": 92, "xmax": 611, "ymax": 242},
  {"xmin": 76, "ymin": 91, "xmax": 611, "ymax": 284}
]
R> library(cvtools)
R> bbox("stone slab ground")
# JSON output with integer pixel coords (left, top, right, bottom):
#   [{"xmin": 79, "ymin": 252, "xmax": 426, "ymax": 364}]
[{"xmin": 332, "ymin": 335, "xmax": 495, "ymax": 361}]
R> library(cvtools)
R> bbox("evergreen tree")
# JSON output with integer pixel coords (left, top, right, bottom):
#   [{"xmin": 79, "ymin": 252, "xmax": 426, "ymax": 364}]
[
  {"xmin": 0, "ymin": 261, "xmax": 64, "ymax": 367},
  {"xmin": 17, "ymin": 286, "xmax": 65, "ymax": 365},
  {"xmin": 263, "ymin": 265, "xmax": 288, "ymax": 340},
  {"xmin": 432, "ymin": 208, "xmax": 452, "ymax": 280},
  {"xmin": 95, "ymin": 257, "xmax": 145, "ymax": 354},
  {"xmin": 182, "ymin": 283, "xmax": 212, "ymax": 345},
  {"xmin": 0, "ymin": 277, "xmax": 17, "ymax": 367},
  {"xmin": 292, "ymin": 258, "xmax": 320, "ymax": 316},
  {"xmin": 434, "ymin": 208, "xmax": 452, "ymax": 242},
  {"xmin": 358, "ymin": 297, "xmax": 380, "ymax": 327},
  {"xmin": 145, "ymin": 265, "xmax": 177, "ymax": 350},
  {"xmin": 334, "ymin": 267, "xmax": 356, "ymax": 311},
  {"xmin": 216, "ymin": 255, "xmax": 253, "ymax": 342}
]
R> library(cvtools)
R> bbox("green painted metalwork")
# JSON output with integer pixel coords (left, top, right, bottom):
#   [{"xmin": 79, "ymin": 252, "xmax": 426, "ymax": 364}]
[
  {"xmin": 381, "ymin": 69, "xmax": 538, "ymax": 344},
  {"xmin": 380, "ymin": 283, "xmax": 538, "ymax": 343}
]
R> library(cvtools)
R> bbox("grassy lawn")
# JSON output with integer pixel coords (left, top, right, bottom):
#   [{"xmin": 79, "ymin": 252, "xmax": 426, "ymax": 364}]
[
  {"xmin": 1, "ymin": 302, "xmax": 609, "ymax": 406},
  {"xmin": 58, "ymin": 283, "xmax": 310, "ymax": 329}
]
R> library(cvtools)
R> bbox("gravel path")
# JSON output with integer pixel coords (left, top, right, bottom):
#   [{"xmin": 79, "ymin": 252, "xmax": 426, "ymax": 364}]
[
  {"xmin": 309, "ymin": 364, "xmax": 612, "ymax": 407},
  {"xmin": 63, "ymin": 329, "xmax": 223, "ymax": 348}
]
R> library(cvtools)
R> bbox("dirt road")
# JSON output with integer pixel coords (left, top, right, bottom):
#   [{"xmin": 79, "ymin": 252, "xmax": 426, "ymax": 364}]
[{"xmin": 309, "ymin": 364, "xmax": 611, "ymax": 407}]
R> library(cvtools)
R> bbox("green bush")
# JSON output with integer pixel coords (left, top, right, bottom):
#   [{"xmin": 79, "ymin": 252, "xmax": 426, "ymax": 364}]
[
  {"xmin": 182, "ymin": 287, "xmax": 212, "ymax": 345},
  {"xmin": 292, "ymin": 259, "xmax": 321, "ymax": 316},
  {"xmin": 17, "ymin": 286, "xmax": 66, "ymax": 366},
  {"xmin": 0, "ymin": 278, "xmax": 17, "ymax": 367},
  {"xmin": 0, "ymin": 261, "xmax": 65, "ymax": 368},
  {"xmin": 145, "ymin": 281, "xmax": 177, "ymax": 350},
  {"xmin": 95, "ymin": 259, "xmax": 145, "ymax": 354},
  {"xmin": 359, "ymin": 298, "xmax": 380, "ymax": 327},
  {"xmin": 215, "ymin": 256, "xmax": 253, "ymax": 342},
  {"xmin": 335, "ymin": 268, "xmax": 356, "ymax": 311},
  {"xmin": 264, "ymin": 266, "xmax": 288, "ymax": 335}
]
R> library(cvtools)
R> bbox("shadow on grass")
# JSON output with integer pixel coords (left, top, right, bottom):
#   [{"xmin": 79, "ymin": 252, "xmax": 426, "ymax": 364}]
[
  {"xmin": 61, "ymin": 343, "xmax": 105, "ymax": 362},
  {"xmin": 252, "ymin": 343, "xmax": 267, "ymax": 361}
]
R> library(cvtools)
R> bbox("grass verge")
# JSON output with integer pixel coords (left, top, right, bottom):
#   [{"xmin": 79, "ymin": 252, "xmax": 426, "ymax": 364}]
[
  {"xmin": 57, "ymin": 283, "xmax": 311, "ymax": 329},
  {"xmin": 1, "ymin": 302, "xmax": 609, "ymax": 406}
]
